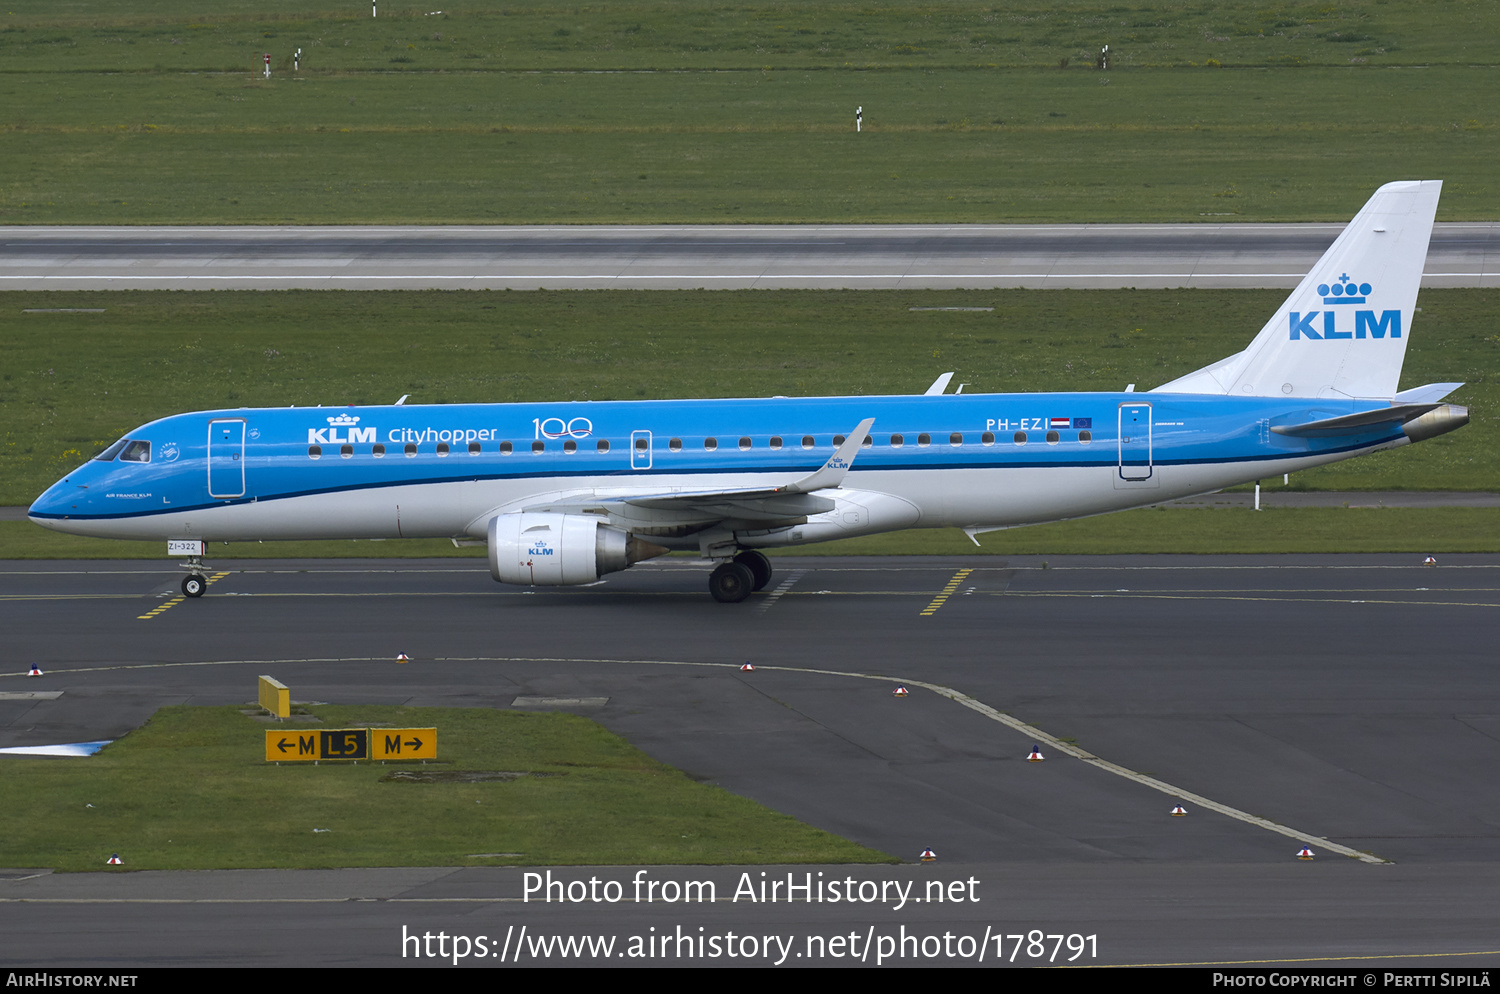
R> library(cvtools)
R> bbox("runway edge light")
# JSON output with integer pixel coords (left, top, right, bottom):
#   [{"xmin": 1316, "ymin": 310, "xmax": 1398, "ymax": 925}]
[
  {"xmin": 107, "ymin": 853, "xmax": 122, "ymax": 865},
  {"xmin": 27, "ymin": 664, "xmax": 42, "ymax": 677},
  {"xmin": 1171, "ymin": 805, "xmax": 1188, "ymax": 817},
  {"xmin": 396, "ymin": 653, "xmax": 411, "ymax": 663},
  {"xmin": 1423, "ymin": 555, "xmax": 1438, "ymax": 565},
  {"xmin": 920, "ymin": 848, "xmax": 936, "ymax": 862},
  {"xmin": 740, "ymin": 662, "xmax": 754, "ymax": 671},
  {"xmin": 893, "ymin": 685, "xmax": 909, "ymax": 697},
  {"xmin": 1028, "ymin": 745, "xmax": 1044, "ymax": 762},
  {"xmin": 1297, "ymin": 846, "xmax": 1315, "ymax": 860}
]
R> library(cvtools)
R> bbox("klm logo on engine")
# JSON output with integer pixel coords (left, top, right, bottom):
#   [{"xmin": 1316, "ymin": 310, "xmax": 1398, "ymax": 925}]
[
  {"xmin": 1290, "ymin": 274, "xmax": 1401, "ymax": 341},
  {"xmin": 528, "ymin": 543, "xmax": 555, "ymax": 557},
  {"xmin": 308, "ymin": 413, "xmax": 377, "ymax": 445}
]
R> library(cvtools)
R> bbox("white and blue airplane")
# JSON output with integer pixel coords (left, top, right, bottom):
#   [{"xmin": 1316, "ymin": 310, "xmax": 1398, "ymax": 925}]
[{"xmin": 29, "ymin": 181, "xmax": 1468, "ymax": 602}]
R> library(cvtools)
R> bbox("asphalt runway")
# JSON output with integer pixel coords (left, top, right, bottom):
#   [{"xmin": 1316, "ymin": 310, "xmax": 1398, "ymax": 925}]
[
  {"xmin": 3, "ymin": 554, "xmax": 1498, "ymax": 967},
  {"xmin": 3, "ymin": 222, "xmax": 1497, "ymax": 290}
]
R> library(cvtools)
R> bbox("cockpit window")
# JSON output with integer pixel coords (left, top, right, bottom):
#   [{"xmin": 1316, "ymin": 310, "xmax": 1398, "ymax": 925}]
[
  {"xmin": 94, "ymin": 438, "xmax": 130, "ymax": 461},
  {"xmin": 119, "ymin": 440, "xmax": 151, "ymax": 463}
]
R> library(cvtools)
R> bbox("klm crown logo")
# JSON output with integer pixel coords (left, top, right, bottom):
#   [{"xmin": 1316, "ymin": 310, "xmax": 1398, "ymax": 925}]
[
  {"xmin": 1290, "ymin": 271, "xmax": 1400, "ymax": 343},
  {"xmin": 1317, "ymin": 274, "xmax": 1372, "ymax": 305},
  {"xmin": 309, "ymin": 412, "xmax": 375, "ymax": 444}
]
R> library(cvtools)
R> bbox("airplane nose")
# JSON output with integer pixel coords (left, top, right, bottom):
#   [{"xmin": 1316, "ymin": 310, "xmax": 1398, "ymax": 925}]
[{"xmin": 28, "ymin": 480, "xmax": 75, "ymax": 522}]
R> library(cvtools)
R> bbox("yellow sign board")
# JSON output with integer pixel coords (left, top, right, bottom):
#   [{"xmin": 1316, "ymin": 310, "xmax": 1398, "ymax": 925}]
[
  {"xmin": 258, "ymin": 676, "xmax": 290, "ymax": 719},
  {"xmin": 372, "ymin": 728, "xmax": 437, "ymax": 760},
  {"xmin": 264, "ymin": 728, "xmax": 437, "ymax": 762}
]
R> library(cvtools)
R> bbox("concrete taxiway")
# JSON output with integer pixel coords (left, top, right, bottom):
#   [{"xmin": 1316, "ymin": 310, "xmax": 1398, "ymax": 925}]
[
  {"xmin": 3, "ymin": 222, "xmax": 1498, "ymax": 290},
  {"xmin": 2, "ymin": 554, "xmax": 1498, "ymax": 966}
]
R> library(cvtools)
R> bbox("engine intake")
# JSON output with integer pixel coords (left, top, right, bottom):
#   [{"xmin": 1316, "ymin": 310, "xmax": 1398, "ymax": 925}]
[{"xmin": 488, "ymin": 512, "xmax": 666, "ymax": 586}]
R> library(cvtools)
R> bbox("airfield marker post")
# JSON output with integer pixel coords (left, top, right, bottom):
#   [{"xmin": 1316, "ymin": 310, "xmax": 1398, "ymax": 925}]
[{"xmin": 263, "ymin": 53, "xmax": 271, "ymax": 79}]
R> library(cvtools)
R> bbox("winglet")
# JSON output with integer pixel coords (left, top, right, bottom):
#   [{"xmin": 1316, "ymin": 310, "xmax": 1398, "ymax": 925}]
[
  {"xmin": 782, "ymin": 418, "xmax": 876, "ymax": 493},
  {"xmin": 924, "ymin": 373, "xmax": 954, "ymax": 396}
]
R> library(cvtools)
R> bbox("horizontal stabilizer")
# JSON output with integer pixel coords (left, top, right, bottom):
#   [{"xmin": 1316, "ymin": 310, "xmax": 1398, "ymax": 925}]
[
  {"xmin": 1393, "ymin": 382, "xmax": 1464, "ymax": 404},
  {"xmin": 1270, "ymin": 404, "xmax": 1441, "ymax": 437}
]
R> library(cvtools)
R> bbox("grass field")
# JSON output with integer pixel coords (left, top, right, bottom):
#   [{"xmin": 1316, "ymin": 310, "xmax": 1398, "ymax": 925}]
[
  {"xmin": 5, "ymin": 287, "xmax": 1493, "ymax": 507},
  {"xmin": 0, "ymin": 705, "xmax": 893, "ymax": 871},
  {"xmin": 6, "ymin": 1, "xmax": 1495, "ymax": 72},
  {"xmin": 2, "ymin": 1, "xmax": 1498, "ymax": 223}
]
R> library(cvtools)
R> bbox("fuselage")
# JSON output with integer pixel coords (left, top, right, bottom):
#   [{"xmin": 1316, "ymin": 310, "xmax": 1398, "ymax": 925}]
[{"xmin": 28, "ymin": 391, "xmax": 1417, "ymax": 548}]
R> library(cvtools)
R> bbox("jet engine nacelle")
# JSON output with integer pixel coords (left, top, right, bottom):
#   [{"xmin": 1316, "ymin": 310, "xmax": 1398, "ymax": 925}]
[{"xmin": 487, "ymin": 511, "xmax": 663, "ymax": 586}]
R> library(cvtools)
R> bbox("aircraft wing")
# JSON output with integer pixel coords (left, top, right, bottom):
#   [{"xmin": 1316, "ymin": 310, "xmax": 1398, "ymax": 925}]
[{"xmin": 516, "ymin": 418, "xmax": 875, "ymax": 529}]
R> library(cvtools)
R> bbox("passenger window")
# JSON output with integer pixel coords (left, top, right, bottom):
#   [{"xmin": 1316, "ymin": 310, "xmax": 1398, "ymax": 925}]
[
  {"xmin": 801, "ymin": 436, "xmax": 815, "ymax": 449},
  {"xmin": 308, "ymin": 445, "xmax": 322, "ymax": 459},
  {"xmin": 468, "ymin": 442, "xmax": 481, "ymax": 455},
  {"xmin": 862, "ymin": 435, "xmax": 873, "ymax": 447},
  {"xmin": 564, "ymin": 440, "xmax": 577, "ymax": 453},
  {"xmin": 1046, "ymin": 431, "xmax": 1060, "ymax": 445},
  {"xmin": 917, "ymin": 434, "xmax": 931, "ymax": 447},
  {"xmin": 1079, "ymin": 430, "xmax": 1093, "ymax": 444},
  {"xmin": 1013, "ymin": 431, "xmax": 1027, "ymax": 445},
  {"xmin": 770, "ymin": 436, "xmax": 783, "ymax": 450},
  {"xmin": 982, "ymin": 432, "xmax": 995, "ymax": 445},
  {"xmin": 833, "ymin": 435, "xmax": 846, "ymax": 446},
  {"xmin": 739, "ymin": 437, "xmax": 752, "ymax": 450},
  {"xmin": 532, "ymin": 441, "xmax": 545, "ymax": 454},
  {"xmin": 949, "ymin": 433, "xmax": 963, "ymax": 446},
  {"xmin": 669, "ymin": 438, "xmax": 682, "ymax": 452},
  {"xmin": 340, "ymin": 444, "xmax": 353, "ymax": 458},
  {"xmin": 436, "ymin": 442, "xmax": 449, "ymax": 457},
  {"xmin": 373, "ymin": 443, "xmax": 386, "ymax": 458},
  {"xmin": 705, "ymin": 438, "xmax": 718, "ymax": 451},
  {"xmin": 597, "ymin": 439, "xmax": 611, "ymax": 453},
  {"xmin": 500, "ymin": 441, "xmax": 513, "ymax": 455},
  {"xmin": 890, "ymin": 434, "xmax": 904, "ymax": 447},
  {"xmin": 120, "ymin": 440, "xmax": 151, "ymax": 463},
  {"xmin": 405, "ymin": 443, "xmax": 418, "ymax": 457}
]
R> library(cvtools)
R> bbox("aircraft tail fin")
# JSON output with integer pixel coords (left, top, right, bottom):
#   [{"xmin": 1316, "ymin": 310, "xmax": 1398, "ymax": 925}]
[{"xmin": 1152, "ymin": 180, "xmax": 1441, "ymax": 400}]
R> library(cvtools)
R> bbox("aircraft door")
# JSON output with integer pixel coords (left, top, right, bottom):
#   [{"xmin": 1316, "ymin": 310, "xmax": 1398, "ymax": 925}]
[
  {"xmin": 208, "ymin": 418, "xmax": 247, "ymax": 498},
  {"xmin": 1117, "ymin": 403, "xmax": 1153, "ymax": 481},
  {"xmin": 630, "ymin": 430, "xmax": 653, "ymax": 470}
]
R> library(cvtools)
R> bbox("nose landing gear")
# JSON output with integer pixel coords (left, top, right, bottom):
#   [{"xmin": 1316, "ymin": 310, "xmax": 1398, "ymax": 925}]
[{"xmin": 177, "ymin": 551, "xmax": 210, "ymax": 598}]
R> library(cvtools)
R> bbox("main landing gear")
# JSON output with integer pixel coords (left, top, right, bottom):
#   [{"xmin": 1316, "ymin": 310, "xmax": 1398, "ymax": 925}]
[{"xmin": 708, "ymin": 550, "xmax": 773, "ymax": 603}]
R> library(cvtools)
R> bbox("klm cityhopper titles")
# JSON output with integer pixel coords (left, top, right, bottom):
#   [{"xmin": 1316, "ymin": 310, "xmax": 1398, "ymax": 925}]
[{"xmin": 29, "ymin": 181, "xmax": 1469, "ymax": 602}]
